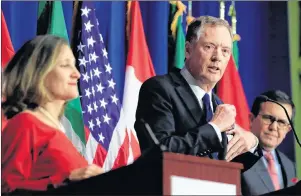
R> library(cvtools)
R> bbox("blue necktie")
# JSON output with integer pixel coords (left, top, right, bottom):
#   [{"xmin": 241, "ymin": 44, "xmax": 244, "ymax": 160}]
[
  {"xmin": 202, "ymin": 93, "xmax": 213, "ymax": 122},
  {"xmin": 202, "ymin": 93, "xmax": 219, "ymax": 159}
]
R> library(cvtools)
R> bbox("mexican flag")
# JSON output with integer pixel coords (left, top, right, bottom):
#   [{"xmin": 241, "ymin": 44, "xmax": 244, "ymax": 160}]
[{"xmin": 37, "ymin": 1, "xmax": 86, "ymax": 155}]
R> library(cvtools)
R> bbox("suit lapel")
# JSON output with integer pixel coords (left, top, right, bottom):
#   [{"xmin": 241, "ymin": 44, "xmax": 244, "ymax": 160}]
[
  {"xmin": 170, "ymin": 70, "xmax": 204, "ymax": 124},
  {"xmin": 255, "ymin": 157, "xmax": 276, "ymax": 192},
  {"xmin": 170, "ymin": 69, "xmax": 226, "ymax": 159}
]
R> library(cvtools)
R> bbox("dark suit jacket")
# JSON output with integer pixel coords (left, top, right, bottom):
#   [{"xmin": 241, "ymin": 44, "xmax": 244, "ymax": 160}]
[
  {"xmin": 241, "ymin": 148, "xmax": 296, "ymax": 196},
  {"xmin": 134, "ymin": 68, "xmax": 228, "ymax": 159}
]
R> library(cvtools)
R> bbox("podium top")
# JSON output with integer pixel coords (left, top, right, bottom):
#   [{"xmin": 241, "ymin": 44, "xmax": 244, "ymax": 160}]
[{"xmin": 163, "ymin": 152, "xmax": 244, "ymax": 170}]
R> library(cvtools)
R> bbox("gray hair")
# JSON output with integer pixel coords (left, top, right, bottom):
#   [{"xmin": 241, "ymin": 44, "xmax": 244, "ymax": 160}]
[{"xmin": 186, "ymin": 16, "xmax": 233, "ymax": 43}]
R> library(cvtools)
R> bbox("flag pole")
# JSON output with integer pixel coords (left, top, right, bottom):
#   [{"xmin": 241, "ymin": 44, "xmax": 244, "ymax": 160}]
[
  {"xmin": 188, "ymin": 1, "xmax": 192, "ymax": 17},
  {"xmin": 228, "ymin": 0, "xmax": 240, "ymax": 41},
  {"xmin": 219, "ymin": 0, "xmax": 225, "ymax": 20},
  {"xmin": 228, "ymin": 0, "xmax": 236, "ymax": 35},
  {"xmin": 71, "ymin": 1, "xmax": 80, "ymax": 48},
  {"xmin": 186, "ymin": 1, "xmax": 194, "ymax": 27}
]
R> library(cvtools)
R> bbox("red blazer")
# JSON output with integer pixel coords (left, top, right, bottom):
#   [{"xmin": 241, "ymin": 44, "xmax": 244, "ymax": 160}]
[{"xmin": 1, "ymin": 112, "xmax": 88, "ymax": 193}]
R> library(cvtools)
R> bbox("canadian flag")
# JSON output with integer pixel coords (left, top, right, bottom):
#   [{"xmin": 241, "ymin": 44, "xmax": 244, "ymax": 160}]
[
  {"xmin": 1, "ymin": 11, "xmax": 14, "ymax": 68},
  {"xmin": 121, "ymin": 1, "xmax": 156, "ymax": 163}
]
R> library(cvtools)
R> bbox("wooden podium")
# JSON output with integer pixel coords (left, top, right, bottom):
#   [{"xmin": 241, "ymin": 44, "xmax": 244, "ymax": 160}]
[
  {"xmin": 162, "ymin": 151, "xmax": 243, "ymax": 195},
  {"xmin": 40, "ymin": 146, "xmax": 243, "ymax": 195}
]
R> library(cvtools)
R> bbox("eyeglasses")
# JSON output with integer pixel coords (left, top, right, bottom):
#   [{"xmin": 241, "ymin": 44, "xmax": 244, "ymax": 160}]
[{"xmin": 258, "ymin": 114, "xmax": 290, "ymax": 129}]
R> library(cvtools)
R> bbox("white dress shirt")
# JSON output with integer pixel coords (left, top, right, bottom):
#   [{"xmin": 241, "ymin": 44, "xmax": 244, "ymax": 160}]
[{"xmin": 180, "ymin": 67, "xmax": 223, "ymax": 142}]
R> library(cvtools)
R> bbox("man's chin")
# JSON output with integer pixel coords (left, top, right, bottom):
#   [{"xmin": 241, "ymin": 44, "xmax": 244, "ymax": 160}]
[
  {"xmin": 206, "ymin": 75, "xmax": 221, "ymax": 84},
  {"xmin": 261, "ymin": 140, "xmax": 276, "ymax": 150}
]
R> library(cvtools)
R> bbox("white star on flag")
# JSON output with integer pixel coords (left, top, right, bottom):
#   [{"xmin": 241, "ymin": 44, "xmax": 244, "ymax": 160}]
[
  {"xmin": 87, "ymin": 36, "xmax": 96, "ymax": 48},
  {"xmin": 105, "ymin": 63, "xmax": 112, "ymax": 74},
  {"xmin": 98, "ymin": 132, "xmax": 105, "ymax": 143},
  {"xmin": 111, "ymin": 94, "xmax": 119, "ymax": 105},
  {"xmin": 96, "ymin": 117, "xmax": 101, "ymax": 128},
  {"xmin": 103, "ymin": 113, "xmax": 111, "ymax": 124},
  {"xmin": 93, "ymin": 101, "xmax": 98, "ymax": 112},
  {"xmin": 102, "ymin": 48, "xmax": 108, "ymax": 58},
  {"xmin": 89, "ymin": 51, "xmax": 99, "ymax": 63},
  {"xmin": 93, "ymin": 68, "xmax": 101, "ymax": 78},
  {"xmin": 99, "ymin": 34, "xmax": 103, "ymax": 43},
  {"xmin": 96, "ymin": 83, "xmax": 105, "ymax": 93},
  {"xmin": 100, "ymin": 98, "xmax": 108, "ymax": 109},
  {"xmin": 81, "ymin": 6, "xmax": 91, "ymax": 17},
  {"xmin": 82, "ymin": 72, "xmax": 90, "ymax": 82},
  {"xmin": 84, "ymin": 20, "xmax": 94, "ymax": 32},
  {"xmin": 91, "ymin": 86, "xmax": 95, "ymax": 96},
  {"xmin": 78, "ymin": 56, "xmax": 88, "ymax": 67},
  {"xmin": 85, "ymin": 88, "xmax": 92, "ymax": 99},
  {"xmin": 87, "ymin": 104, "xmax": 93, "ymax": 114},
  {"xmin": 108, "ymin": 78, "xmax": 116, "ymax": 89},
  {"xmin": 88, "ymin": 119, "xmax": 95, "ymax": 131},
  {"xmin": 77, "ymin": 42, "xmax": 86, "ymax": 52}
]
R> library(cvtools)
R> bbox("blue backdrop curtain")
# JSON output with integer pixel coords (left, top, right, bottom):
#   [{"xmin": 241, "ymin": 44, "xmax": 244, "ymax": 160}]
[{"xmin": 2, "ymin": 1, "xmax": 294, "ymax": 161}]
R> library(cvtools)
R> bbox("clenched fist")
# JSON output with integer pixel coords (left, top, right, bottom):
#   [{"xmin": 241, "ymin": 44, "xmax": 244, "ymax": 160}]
[{"xmin": 210, "ymin": 104, "xmax": 236, "ymax": 132}]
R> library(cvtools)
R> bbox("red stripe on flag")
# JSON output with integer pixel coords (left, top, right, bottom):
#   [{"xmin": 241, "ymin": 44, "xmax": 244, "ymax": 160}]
[
  {"xmin": 92, "ymin": 143, "xmax": 107, "ymax": 168},
  {"xmin": 111, "ymin": 129, "xmax": 130, "ymax": 170},
  {"xmin": 130, "ymin": 131, "xmax": 141, "ymax": 160},
  {"xmin": 1, "ymin": 11, "xmax": 14, "ymax": 68}
]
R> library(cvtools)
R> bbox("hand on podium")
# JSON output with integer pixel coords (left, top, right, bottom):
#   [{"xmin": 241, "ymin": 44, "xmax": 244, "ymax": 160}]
[
  {"xmin": 225, "ymin": 124, "xmax": 258, "ymax": 161},
  {"xmin": 69, "ymin": 164, "xmax": 104, "ymax": 181}
]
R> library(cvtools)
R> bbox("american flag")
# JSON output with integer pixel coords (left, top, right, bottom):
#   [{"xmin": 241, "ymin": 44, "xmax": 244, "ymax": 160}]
[{"xmin": 74, "ymin": 1, "xmax": 135, "ymax": 171}]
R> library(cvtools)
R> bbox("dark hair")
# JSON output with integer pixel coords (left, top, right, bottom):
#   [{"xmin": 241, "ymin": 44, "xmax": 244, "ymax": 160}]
[
  {"xmin": 186, "ymin": 15, "xmax": 233, "ymax": 43},
  {"xmin": 2, "ymin": 35, "xmax": 68, "ymax": 119},
  {"xmin": 251, "ymin": 90, "xmax": 295, "ymax": 120}
]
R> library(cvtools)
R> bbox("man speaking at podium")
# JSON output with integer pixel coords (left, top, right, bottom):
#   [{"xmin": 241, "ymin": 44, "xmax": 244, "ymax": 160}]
[{"xmin": 135, "ymin": 16, "xmax": 258, "ymax": 162}]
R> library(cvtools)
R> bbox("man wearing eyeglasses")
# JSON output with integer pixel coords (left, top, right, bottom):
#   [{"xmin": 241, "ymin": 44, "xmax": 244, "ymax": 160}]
[{"xmin": 241, "ymin": 90, "xmax": 297, "ymax": 196}]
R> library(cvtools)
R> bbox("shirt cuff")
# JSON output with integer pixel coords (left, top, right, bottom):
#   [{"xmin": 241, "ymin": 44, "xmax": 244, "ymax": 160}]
[
  {"xmin": 249, "ymin": 135, "xmax": 259, "ymax": 153},
  {"xmin": 208, "ymin": 122, "xmax": 222, "ymax": 142}
]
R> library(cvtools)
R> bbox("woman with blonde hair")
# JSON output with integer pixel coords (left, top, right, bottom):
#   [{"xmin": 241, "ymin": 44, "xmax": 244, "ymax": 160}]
[{"xmin": 1, "ymin": 35, "xmax": 103, "ymax": 193}]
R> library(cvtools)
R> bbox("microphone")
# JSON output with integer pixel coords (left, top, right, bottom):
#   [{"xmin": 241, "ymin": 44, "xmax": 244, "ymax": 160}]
[
  {"xmin": 138, "ymin": 118, "xmax": 221, "ymax": 159},
  {"xmin": 257, "ymin": 95, "xmax": 301, "ymax": 148},
  {"xmin": 139, "ymin": 118, "xmax": 167, "ymax": 152}
]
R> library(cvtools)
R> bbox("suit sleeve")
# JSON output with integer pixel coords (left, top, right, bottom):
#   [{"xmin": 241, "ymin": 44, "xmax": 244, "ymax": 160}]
[{"xmin": 135, "ymin": 78, "xmax": 223, "ymax": 156}]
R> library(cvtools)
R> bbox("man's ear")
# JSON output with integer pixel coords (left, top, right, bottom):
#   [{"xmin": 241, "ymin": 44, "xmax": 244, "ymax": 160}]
[
  {"xmin": 286, "ymin": 124, "xmax": 292, "ymax": 133},
  {"xmin": 249, "ymin": 113, "xmax": 255, "ymax": 130},
  {"xmin": 185, "ymin": 41, "xmax": 192, "ymax": 60}
]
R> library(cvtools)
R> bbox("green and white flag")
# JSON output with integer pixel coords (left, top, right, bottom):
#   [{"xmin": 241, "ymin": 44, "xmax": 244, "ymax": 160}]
[{"xmin": 37, "ymin": 1, "xmax": 86, "ymax": 155}]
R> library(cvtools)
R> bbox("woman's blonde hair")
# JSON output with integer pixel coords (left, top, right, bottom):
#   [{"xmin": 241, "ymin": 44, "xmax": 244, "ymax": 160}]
[{"xmin": 2, "ymin": 35, "xmax": 69, "ymax": 119}]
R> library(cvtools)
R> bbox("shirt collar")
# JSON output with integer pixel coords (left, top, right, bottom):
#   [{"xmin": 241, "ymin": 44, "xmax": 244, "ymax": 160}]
[
  {"xmin": 262, "ymin": 148, "xmax": 277, "ymax": 160},
  {"xmin": 180, "ymin": 66, "xmax": 213, "ymax": 100}
]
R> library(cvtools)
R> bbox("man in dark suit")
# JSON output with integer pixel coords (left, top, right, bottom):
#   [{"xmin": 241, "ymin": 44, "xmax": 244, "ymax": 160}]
[
  {"xmin": 241, "ymin": 90, "xmax": 297, "ymax": 195},
  {"xmin": 134, "ymin": 16, "xmax": 258, "ymax": 162}
]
